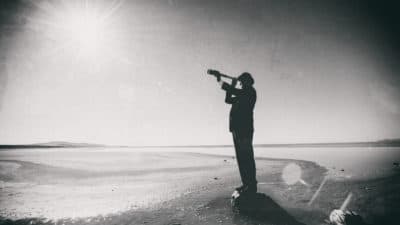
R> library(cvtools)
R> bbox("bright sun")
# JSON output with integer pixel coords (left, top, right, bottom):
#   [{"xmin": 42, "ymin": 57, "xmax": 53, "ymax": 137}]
[
  {"xmin": 27, "ymin": 0, "xmax": 126, "ymax": 61},
  {"xmin": 62, "ymin": 8, "xmax": 105, "ymax": 52}
]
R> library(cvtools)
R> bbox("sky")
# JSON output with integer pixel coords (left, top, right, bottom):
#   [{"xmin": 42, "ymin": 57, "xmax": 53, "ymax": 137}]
[{"xmin": 0, "ymin": 0, "xmax": 399, "ymax": 145}]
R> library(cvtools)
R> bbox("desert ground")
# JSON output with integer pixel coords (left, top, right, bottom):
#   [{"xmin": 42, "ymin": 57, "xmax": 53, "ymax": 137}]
[{"xmin": 0, "ymin": 147, "xmax": 399, "ymax": 225}]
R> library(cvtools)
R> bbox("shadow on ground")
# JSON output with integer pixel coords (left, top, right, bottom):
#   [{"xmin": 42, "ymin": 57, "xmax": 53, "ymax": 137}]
[{"xmin": 232, "ymin": 192, "xmax": 305, "ymax": 225}]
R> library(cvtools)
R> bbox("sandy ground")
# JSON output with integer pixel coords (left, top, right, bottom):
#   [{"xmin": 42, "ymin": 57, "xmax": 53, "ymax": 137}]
[{"xmin": 0, "ymin": 149, "xmax": 399, "ymax": 225}]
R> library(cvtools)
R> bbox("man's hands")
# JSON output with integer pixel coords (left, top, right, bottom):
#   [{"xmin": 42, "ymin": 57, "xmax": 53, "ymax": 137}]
[
  {"xmin": 216, "ymin": 75, "xmax": 221, "ymax": 82},
  {"xmin": 207, "ymin": 69, "xmax": 221, "ymax": 82},
  {"xmin": 207, "ymin": 69, "xmax": 238, "ymax": 85}
]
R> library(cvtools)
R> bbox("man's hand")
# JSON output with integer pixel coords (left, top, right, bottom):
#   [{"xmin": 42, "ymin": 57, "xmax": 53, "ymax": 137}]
[
  {"xmin": 207, "ymin": 69, "xmax": 220, "ymax": 76},
  {"xmin": 216, "ymin": 74, "xmax": 221, "ymax": 82},
  {"xmin": 207, "ymin": 69, "xmax": 222, "ymax": 82},
  {"xmin": 231, "ymin": 78, "xmax": 238, "ymax": 87}
]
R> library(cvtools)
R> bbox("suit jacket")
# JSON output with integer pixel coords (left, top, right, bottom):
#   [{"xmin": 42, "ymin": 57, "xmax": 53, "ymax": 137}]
[{"xmin": 222, "ymin": 82, "xmax": 256, "ymax": 134}]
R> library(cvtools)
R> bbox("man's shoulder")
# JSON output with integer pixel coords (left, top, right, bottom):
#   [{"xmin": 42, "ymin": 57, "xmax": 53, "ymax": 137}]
[{"xmin": 246, "ymin": 86, "xmax": 256, "ymax": 95}]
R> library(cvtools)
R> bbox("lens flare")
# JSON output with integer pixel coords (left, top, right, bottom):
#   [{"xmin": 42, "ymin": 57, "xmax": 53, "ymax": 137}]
[
  {"xmin": 282, "ymin": 163, "xmax": 302, "ymax": 185},
  {"xmin": 282, "ymin": 163, "xmax": 310, "ymax": 187}
]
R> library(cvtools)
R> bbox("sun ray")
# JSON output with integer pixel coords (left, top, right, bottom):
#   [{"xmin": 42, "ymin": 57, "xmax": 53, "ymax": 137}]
[
  {"xmin": 339, "ymin": 192, "xmax": 353, "ymax": 211},
  {"xmin": 23, "ymin": 16, "xmax": 64, "ymax": 31},
  {"xmin": 42, "ymin": 39, "xmax": 76, "ymax": 59},
  {"xmin": 100, "ymin": 0, "xmax": 126, "ymax": 23},
  {"xmin": 19, "ymin": 0, "xmax": 132, "ymax": 70},
  {"xmin": 25, "ymin": 0, "xmax": 59, "ymax": 16},
  {"xmin": 308, "ymin": 176, "xmax": 328, "ymax": 206}
]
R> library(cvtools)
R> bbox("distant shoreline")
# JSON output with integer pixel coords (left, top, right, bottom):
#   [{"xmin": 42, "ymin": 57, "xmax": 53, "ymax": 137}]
[{"xmin": 1, "ymin": 139, "xmax": 400, "ymax": 149}]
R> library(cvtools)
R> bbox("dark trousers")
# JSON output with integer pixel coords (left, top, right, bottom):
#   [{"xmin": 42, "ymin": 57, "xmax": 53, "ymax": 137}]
[{"xmin": 232, "ymin": 131, "xmax": 257, "ymax": 187}]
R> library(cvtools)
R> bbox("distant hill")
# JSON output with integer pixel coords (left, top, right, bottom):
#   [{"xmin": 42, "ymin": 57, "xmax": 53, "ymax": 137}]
[
  {"xmin": 0, "ymin": 141, "xmax": 106, "ymax": 149},
  {"xmin": 34, "ymin": 141, "xmax": 106, "ymax": 147}
]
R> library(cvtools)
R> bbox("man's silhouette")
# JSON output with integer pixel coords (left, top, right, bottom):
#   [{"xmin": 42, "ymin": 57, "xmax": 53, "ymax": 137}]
[{"xmin": 218, "ymin": 72, "xmax": 257, "ymax": 193}]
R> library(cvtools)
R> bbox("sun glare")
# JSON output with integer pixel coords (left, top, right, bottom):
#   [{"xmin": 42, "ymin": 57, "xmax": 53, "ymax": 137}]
[
  {"xmin": 62, "ymin": 8, "xmax": 105, "ymax": 52},
  {"xmin": 25, "ymin": 0, "xmax": 127, "ymax": 61}
]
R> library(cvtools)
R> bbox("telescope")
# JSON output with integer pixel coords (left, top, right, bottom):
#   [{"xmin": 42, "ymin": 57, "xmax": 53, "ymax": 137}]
[{"xmin": 207, "ymin": 69, "xmax": 236, "ymax": 80}]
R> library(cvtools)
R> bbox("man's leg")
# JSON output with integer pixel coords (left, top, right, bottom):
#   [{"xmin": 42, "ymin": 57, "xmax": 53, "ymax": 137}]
[
  {"xmin": 233, "ymin": 131, "xmax": 247, "ymax": 190},
  {"xmin": 240, "ymin": 132, "xmax": 257, "ymax": 192},
  {"xmin": 233, "ymin": 131, "xmax": 257, "ymax": 192}
]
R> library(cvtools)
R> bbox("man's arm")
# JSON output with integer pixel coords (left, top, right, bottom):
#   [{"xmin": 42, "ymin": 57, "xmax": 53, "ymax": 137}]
[
  {"xmin": 225, "ymin": 89, "xmax": 237, "ymax": 104},
  {"xmin": 221, "ymin": 80, "xmax": 239, "ymax": 104},
  {"xmin": 221, "ymin": 80, "xmax": 243, "ymax": 96}
]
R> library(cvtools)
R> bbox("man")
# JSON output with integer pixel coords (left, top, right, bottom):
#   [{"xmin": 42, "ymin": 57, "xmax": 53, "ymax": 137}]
[{"xmin": 218, "ymin": 72, "xmax": 257, "ymax": 194}]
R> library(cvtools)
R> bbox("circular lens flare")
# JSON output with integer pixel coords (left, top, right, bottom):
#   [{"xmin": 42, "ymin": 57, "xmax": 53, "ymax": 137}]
[{"xmin": 282, "ymin": 163, "xmax": 302, "ymax": 185}]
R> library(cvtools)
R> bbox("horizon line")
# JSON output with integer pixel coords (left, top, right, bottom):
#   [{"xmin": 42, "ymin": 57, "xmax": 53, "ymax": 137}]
[{"xmin": 1, "ymin": 138, "xmax": 400, "ymax": 149}]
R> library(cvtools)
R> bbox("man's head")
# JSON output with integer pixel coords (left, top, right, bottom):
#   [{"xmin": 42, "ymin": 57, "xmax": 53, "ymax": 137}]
[{"xmin": 238, "ymin": 72, "xmax": 254, "ymax": 87}]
